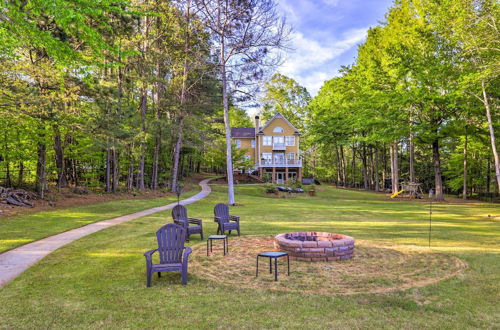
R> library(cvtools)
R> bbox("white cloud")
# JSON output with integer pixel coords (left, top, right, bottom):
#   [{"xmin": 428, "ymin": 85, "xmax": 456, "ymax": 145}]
[{"xmin": 279, "ymin": 28, "xmax": 368, "ymax": 95}]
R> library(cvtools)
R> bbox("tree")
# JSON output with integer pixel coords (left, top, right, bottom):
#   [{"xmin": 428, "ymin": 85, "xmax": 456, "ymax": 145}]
[
  {"xmin": 195, "ymin": 0, "xmax": 290, "ymax": 205},
  {"xmin": 260, "ymin": 73, "xmax": 311, "ymax": 132},
  {"xmin": 428, "ymin": 0, "xmax": 500, "ymax": 192}
]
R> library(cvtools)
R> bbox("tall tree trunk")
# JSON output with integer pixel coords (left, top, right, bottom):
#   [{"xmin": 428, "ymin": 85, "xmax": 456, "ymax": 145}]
[
  {"xmin": 382, "ymin": 144, "xmax": 387, "ymax": 190},
  {"xmin": 136, "ymin": 92, "xmax": 147, "ymax": 191},
  {"xmin": 487, "ymin": 156, "xmax": 491, "ymax": 193},
  {"xmin": 351, "ymin": 145, "xmax": 356, "ymax": 187},
  {"xmin": 127, "ymin": 145, "xmax": 134, "ymax": 192},
  {"xmin": 171, "ymin": 115, "xmax": 184, "ymax": 191},
  {"xmin": 17, "ymin": 161, "xmax": 24, "ymax": 187},
  {"xmin": 390, "ymin": 141, "xmax": 399, "ymax": 195},
  {"xmin": 151, "ymin": 132, "xmax": 160, "ymax": 190},
  {"xmin": 105, "ymin": 138, "xmax": 112, "ymax": 193},
  {"xmin": 362, "ymin": 143, "xmax": 368, "ymax": 190},
  {"xmin": 335, "ymin": 145, "xmax": 341, "ymax": 186},
  {"xmin": 36, "ymin": 129, "xmax": 48, "ymax": 199},
  {"xmin": 221, "ymin": 39, "xmax": 235, "ymax": 204},
  {"xmin": 171, "ymin": 0, "xmax": 192, "ymax": 192},
  {"xmin": 409, "ymin": 132, "xmax": 415, "ymax": 183},
  {"xmin": 369, "ymin": 146, "xmax": 375, "ymax": 189},
  {"xmin": 375, "ymin": 147, "xmax": 380, "ymax": 192},
  {"xmin": 432, "ymin": 138, "xmax": 444, "ymax": 200},
  {"xmin": 463, "ymin": 133, "xmax": 468, "ymax": 200},
  {"xmin": 482, "ymin": 81, "xmax": 500, "ymax": 192},
  {"xmin": 340, "ymin": 145, "xmax": 346, "ymax": 187},
  {"xmin": 3, "ymin": 131, "xmax": 11, "ymax": 187},
  {"xmin": 112, "ymin": 146, "xmax": 118, "ymax": 193},
  {"xmin": 53, "ymin": 125, "xmax": 67, "ymax": 188}
]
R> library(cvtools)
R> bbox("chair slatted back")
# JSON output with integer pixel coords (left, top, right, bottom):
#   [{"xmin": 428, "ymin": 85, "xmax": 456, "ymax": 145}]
[
  {"xmin": 214, "ymin": 203, "xmax": 230, "ymax": 223},
  {"xmin": 156, "ymin": 223, "xmax": 186, "ymax": 264},
  {"xmin": 172, "ymin": 204, "xmax": 188, "ymax": 221}
]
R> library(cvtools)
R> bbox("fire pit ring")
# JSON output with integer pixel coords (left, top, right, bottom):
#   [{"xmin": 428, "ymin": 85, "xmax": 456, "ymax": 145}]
[{"xmin": 274, "ymin": 232, "xmax": 355, "ymax": 261}]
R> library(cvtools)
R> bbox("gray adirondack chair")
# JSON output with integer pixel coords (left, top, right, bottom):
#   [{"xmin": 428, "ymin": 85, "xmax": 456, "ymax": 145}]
[
  {"xmin": 143, "ymin": 223, "xmax": 192, "ymax": 286},
  {"xmin": 214, "ymin": 203, "xmax": 240, "ymax": 236},
  {"xmin": 171, "ymin": 204, "xmax": 203, "ymax": 241}
]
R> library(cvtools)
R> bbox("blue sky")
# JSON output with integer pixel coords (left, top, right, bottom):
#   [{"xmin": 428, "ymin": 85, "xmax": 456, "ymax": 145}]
[{"xmin": 276, "ymin": 0, "xmax": 394, "ymax": 96}]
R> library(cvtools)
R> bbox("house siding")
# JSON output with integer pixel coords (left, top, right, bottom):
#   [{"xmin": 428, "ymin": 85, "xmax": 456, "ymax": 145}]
[{"xmin": 231, "ymin": 113, "xmax": 302, "ymax": 183}]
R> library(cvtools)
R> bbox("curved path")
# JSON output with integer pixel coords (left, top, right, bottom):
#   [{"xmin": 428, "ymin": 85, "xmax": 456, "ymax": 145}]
[{"xmin": 0, "ymin": 178, "xmax": 213, "ymax": 288}]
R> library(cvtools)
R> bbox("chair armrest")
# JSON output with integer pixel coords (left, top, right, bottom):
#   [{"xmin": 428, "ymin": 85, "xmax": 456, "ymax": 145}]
[
  {"xmin": 214, "ymin": 216, "xmax": 222, "ymax": 223},
  {"xmin": 144, "ymin": 249, "xmax": 158, "ymax": 261},
  {"xmin": 188, "ymin": 217, "xmax": 202, "ymax": 225},
  {"xmin": 183, "ymin": 247, "xmax": 192, "ymax": 262},
  {"xmin": 173, "ymin": 219, "xmax": 187, "ymax": 227},
  {"xmin": 229, "ymin": 215, "xmax": 240, "ymax": 222}
]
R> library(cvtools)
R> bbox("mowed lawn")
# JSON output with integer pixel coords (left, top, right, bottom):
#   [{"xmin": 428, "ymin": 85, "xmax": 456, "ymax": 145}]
[
  {"xmin": 0, "ymin": 190, "xmax": 199, "ymax": 253},
  {"xmin": 0, "ymin": 184, "xmax": 498, "ymax": 329}
]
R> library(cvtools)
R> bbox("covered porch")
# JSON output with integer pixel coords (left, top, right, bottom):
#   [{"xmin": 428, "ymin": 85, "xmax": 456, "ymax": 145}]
[{"xmin": 259, "ymin": 167, "xmax": 302, "ymax": 184}]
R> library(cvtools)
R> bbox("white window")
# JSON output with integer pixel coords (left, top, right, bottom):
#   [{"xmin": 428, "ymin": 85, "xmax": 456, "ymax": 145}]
[
  {"xmin": 286, "ymin": 153, "xmax": 295, "ymax": 160},
  {"xmin": 285, "ymin": 136, "xmax": 295, "ymax": 146},
  {"xmin": 263, "ymin": 136, "xmax": 272, "ymax": 146},
  {"xmin": 251, "ymin": 139, "xmax": 255, "ymax": 148},
  {"xmin": 261, "ymin": 153, "xmax": 272, "ymax": 164},
  {"xmin": 274, "ymin": 153, "xmax": 285, "ymax": 164},
  {"xmin": 235, "ymin": 139, "xmax": 241, "ymax": 148},
  {"xmin": 273, "ymin": 136, "xmax": 284, "ymax": 144},
  {"xmin": 273, "ymin": 126, "xmax": 284, "ymax": 133}
]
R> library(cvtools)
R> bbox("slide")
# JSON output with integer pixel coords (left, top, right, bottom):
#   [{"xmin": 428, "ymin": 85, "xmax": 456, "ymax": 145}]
[{"xmin": 390, "ymin": 190, "xmax": 404, "ymax": 198}]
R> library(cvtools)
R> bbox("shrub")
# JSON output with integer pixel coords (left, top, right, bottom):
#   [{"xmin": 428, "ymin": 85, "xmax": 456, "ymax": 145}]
[
  {"xmin": 265, "ymin": 184, "xmax": 277, "ymax": 194},
  {"xmin": 288, "ymin": 178, "xmax": 302, "ymax": 189}
]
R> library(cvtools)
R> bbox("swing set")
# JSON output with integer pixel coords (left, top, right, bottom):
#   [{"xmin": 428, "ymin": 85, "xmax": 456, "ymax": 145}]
[{"xmin": 390, "ymin": 182, "xmax": 424, "ymax": 199}]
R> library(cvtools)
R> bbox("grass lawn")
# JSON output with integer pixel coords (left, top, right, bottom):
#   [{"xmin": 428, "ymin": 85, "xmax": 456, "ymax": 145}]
[
  {"xmin": 0, "ymin": 189, "xmax": 199, "ymax": 253},
  {"xmin": 0, "ymin": 184, "xmax": 498, "ymax": 328}
]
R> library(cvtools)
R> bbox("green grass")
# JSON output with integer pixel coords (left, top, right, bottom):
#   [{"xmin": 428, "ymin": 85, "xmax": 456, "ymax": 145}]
[
  {"xmin": 0, "ymin": 184, "xmax": 499, "ymax": 329},
  {"xmin": 0, "ymin": 190, "xmax": 199, "ymax": 253}
]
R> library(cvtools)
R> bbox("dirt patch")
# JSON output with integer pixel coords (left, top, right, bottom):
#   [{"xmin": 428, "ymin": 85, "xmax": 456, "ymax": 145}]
[
  {"xmin": 190, "ymin": 236, "xmax": 467, "ymax": 296},
  {"xmin": 0, "ymin": 178, "xmax": 200, "ymax": 218}
]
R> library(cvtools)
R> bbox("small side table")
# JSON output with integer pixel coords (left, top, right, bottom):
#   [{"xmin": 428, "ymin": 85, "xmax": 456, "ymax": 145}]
[
  {"xmin": 256, "ymin": 251, "xmax": 289, "ymax": 281},
  {"xmin": 207, "ymin": 235, "xmax": 228, "ymax": 256}
]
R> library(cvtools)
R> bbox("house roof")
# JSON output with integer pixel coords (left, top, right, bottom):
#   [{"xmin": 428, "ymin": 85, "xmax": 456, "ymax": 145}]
[
  {"xmin": 231, "ymin": 127, "xmax": 255, "ymax": 138},
  {"xmin": 258, "ymin": 112, "xmax": 300, "ymax": 135}
]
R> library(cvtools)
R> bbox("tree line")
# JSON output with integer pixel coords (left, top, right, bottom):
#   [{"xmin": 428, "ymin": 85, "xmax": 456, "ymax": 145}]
[
  {"xmin": 307, "ymin": 0, "xmax": 499, "ymax": 201},
  {"xmin": 0, "ymin": 0, "xmax": 288, "ymax": 202}
]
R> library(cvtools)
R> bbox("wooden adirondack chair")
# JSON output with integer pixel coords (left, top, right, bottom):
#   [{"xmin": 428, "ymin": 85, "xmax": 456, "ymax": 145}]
[
  {"xmin": 171, "ymin": 205, "xmax": 203, "ymax": 241},
  {"xmin": 143, "ymin": 223, "xmax": 192, "ymax": 286},
  {"xmin": 214, "ymin": 203, "xmax": 240, "ymax": 236}
]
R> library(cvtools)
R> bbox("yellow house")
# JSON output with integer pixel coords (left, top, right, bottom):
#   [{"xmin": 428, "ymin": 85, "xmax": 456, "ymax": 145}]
[{"xmin": 231, "ymin": 113, "xmax": 302, "ymax": 184}]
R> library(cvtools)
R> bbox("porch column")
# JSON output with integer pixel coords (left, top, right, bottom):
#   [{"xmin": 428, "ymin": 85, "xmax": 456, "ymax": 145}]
[
  {"xmin": 272, "ymin": 167, "xmax": 276, "ymax": 184},
  {"xmin": 259, "ymin": 167, "xmax": 263, "ymax": 179},
  {"xmin": 285, "ymin": 167, "xmax": 289, "ymax": 184},
  {"xmin": 298, "ymin": 168, "xmax": 302, "ymax": 182}
]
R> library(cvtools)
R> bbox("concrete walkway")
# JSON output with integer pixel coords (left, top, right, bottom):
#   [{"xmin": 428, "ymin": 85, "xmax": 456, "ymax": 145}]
[{"xmin": 0, "ymin": 178, "xmax": 213, "ymax": 288}]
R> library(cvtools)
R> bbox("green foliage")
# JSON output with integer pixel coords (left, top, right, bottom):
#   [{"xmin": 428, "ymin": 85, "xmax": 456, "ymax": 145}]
[
  {"xmin": 260, "ymin": 73, "xmax": 311, "ymax": 132},
  {"xmin": 262, "ymin": 172, "xmax": 272, "ymax": 183},
  {"xmin": 308, "ymin": 0, "xmax": 499, "ymax": 196},
  {"xmin": 264, "ymin": 183, "xmax": 277, "ymax": 193}
]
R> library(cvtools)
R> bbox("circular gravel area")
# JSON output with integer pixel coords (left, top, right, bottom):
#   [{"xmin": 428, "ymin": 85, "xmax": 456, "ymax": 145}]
[{"xmin": 190, "ymin": 235, "xmax": 467, "ymax": 295}]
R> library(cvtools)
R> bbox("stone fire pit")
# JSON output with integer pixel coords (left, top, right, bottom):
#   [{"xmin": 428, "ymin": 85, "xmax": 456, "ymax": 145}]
[{"xmin": 274, "ymin": 232, "xmax": 355, "ymax": 261}]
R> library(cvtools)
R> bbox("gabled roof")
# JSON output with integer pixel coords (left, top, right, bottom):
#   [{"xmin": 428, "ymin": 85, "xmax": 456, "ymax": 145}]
[
  {"xmin": 231, "ymin": 127, "xmax": 255, "ymax": 138},
  {"xmin": 258, "ymin": 112, "xmax": 300, "ymax": 135}
]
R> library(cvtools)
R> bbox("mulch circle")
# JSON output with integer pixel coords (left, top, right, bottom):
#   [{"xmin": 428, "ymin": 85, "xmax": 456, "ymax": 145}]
[{"xmin": 190, "ymin": 235, "xmax": 467, "ymax": 295}]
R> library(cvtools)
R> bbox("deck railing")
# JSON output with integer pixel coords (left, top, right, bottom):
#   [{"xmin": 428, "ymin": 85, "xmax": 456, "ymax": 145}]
[
  {"xmin": 272, "ymin": 143, "xmax": 286, "ymax": 150},
  {"xmin": 258, "ymin": 159, "xmax": 302, "ymax": 167}
]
